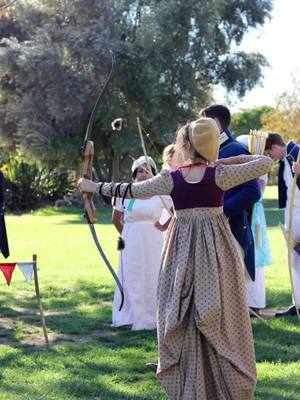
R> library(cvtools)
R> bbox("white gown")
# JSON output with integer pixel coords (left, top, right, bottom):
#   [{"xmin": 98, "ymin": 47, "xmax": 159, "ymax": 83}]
[
  {"xmin": 283, "ymin": 158, "xmax": 300, "ymax": 307},
  {"xmin": 112, "ymin": 195, "xmax": 172, "ymax": 330},
  {"xmin": 246, "ymin": 174, "xmax": 272, "ymax": 308}
]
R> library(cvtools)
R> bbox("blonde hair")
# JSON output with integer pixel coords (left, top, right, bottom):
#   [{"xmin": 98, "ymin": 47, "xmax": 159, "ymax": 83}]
[
  {"xmin": 162, "ymin": 144, "xmax": 176, "ymax": 168},
  {"xmin": 175, "ymin": 123, "xmax": 206, "ymax": 164}
]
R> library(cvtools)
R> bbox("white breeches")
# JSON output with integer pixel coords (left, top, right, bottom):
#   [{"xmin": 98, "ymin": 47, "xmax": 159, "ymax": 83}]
[
  {"xmin": 246, "ymin": 268, "xmax": 266, "ymax": 308},
  {"xmin": 285, "ymin": 213, "xmax": 300, "ymax": 307}
]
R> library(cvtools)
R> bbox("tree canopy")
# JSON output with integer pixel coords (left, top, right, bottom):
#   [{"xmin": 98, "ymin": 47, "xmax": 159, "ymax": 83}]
[
  {"xmin": 231, "ymin": 105, "xmax": 273, "ymax": 137},
  {"xmin": 262, "ymin": 75, "xmax": 300, "ymax": 142},
  {"xmin": 0, "ymin": 0, "xmax": 273, "ymax": 177}
]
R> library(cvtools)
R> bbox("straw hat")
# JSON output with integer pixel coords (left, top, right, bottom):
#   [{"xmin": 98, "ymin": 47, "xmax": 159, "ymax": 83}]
[{"xmin": 189, "ymin": 117, "xmax": 220, "ymax": 162}]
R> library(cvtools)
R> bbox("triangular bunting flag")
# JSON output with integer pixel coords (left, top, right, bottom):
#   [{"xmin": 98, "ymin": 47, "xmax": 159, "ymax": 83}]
[
  {"xmin": 0, "ymin": 263, "xmax": 16, "ymax": 285},
  {"xmin": 17, "ymin": 262, "xmax": 34, "ymax": 284}
]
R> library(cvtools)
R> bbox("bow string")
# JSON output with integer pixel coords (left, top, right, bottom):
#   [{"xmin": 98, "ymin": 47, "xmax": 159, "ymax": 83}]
[{"xmin": 81, "ymin": 50, "xmax": 124, "ymax": 311}]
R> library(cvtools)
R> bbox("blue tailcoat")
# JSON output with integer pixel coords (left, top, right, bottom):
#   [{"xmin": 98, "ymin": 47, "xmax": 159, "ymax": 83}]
[
  {"xmin": 278, "ymin": 141, "xmax": 300, "ymax": 209},
  {"xmin": 219, "ymin": 129, "xmax": 260, "ymax": 281}
]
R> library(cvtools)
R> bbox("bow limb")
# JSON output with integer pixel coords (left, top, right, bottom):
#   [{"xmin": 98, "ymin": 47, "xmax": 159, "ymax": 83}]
[
  {"xmin": 80, "ymin": 51, "xmax": 124, "ymax": 310},
  {"xmin": 88, "ymin": 224, "xmax": 124, "ymax": 304},
  {"xmin": 80, "ymin": 49, "xmax": 116, "ymax": 219},
  {"xmin": 136, "ymin": 117, "xmax": 173, "ymax": 217},
  {"xmin": 287, "ymin": 151, "xmax": 300, "ymax": 319},
  {"xmin": 81, "ymin": 140, "xmax": 97, "ymax": 223}
]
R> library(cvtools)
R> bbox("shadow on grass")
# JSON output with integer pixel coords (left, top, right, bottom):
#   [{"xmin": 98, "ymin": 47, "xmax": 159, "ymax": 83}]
[
  {"xmin": 266, "ymin": 288, "xmax": 293, "ymax": 309},
  {"xmin": 1, "ymin": 279, "xmax": 157, "ymax": 344},
  {"xmin": 1, "ymin": 326, "xmax": 299, "ymax": 400},
  {"xmin": 255, "ymin": 377, "xmax": 300, "ymax": 400},
  {"xmin": 253, "ymin": 319, "xmax": 300, "ymax": 363},
  {"xmin": 43, "ymin": 280, "xmax": 116, "ymax": 309},
  {"xmin": 0, "ymin": 280, "xmax": 115, "ymax": 312},
  {"xmin": 0, "ymin": 331, "xmax": 162, "ymax": 400},
  {"xmin": 0, "ymin": 306, "xmax": 299, "ymax": 399},
  {"xmin": 1, "ymin": 271, "xmax": 299, "ymax": 399},
  {"xmin": 45, "ymin": 306, "xmax": 113, "ymax": 335},
  {"xmin": 0, "ymin": 280, "xmax": 117, "ymax": 337},
  {"xmin": 0, "ymin": 303, "xmax": 21, "ymax": 318},
  {"xmin": 264, "ymin": 206, "xmax": 284, "ymax": 227}
]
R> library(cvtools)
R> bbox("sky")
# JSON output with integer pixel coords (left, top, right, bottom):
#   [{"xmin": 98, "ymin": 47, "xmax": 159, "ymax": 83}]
[{"xmin": 215, "ymin": 0, "xmax": 300, "ymax": 111}]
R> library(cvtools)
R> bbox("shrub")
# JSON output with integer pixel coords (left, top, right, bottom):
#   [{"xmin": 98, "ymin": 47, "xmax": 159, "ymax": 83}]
[{"xmin": 1, "ymin": 156, "xmax": 72, "ymax": 211}]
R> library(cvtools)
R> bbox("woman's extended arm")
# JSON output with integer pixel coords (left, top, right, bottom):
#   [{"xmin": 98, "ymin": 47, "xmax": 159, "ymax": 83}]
[
  {"xmin": 215, "ymin": 155, "xmax": 273, "ymax": 192},
  {"xmin": 216, "ymin": 154, "xmax": 264, "ymax": 165},
  {"xmin": 79, "ymin": 169, "xmax": 174, "ymax": 199}
]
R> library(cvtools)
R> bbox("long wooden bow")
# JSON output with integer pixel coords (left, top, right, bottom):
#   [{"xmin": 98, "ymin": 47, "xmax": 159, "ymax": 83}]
[
  {"xmin": 287, "ymin": 152, "xmax": 300, "ymax": 319},
  {"xmin": 81, "ymin": 51, "xmax": 124, "ymax": 311}
]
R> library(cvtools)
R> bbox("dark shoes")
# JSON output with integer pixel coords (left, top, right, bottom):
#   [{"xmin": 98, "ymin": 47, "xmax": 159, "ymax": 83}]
[
  {"xmin": 275, "ymin": 305, "xmax": 300, "ymax": 317},
  {"xmin": 145, "ymin": 362, "xmax": 158, "ymax": 372}
]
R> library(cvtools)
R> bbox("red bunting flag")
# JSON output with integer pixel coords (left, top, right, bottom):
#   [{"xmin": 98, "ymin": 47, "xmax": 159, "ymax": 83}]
[{"xmin": 0, "ymin": 263, "xmax": 16, "ymax": 285}]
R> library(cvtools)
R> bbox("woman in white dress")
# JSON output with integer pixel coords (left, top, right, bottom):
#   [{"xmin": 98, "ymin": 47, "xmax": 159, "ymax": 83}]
[{"xmin": 112, "ymin": 156, "xmax": 172, "ymax": 330}]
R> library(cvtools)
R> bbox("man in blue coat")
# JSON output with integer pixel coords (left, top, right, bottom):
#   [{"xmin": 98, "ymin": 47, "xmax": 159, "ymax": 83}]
[
  {"xmin": 199, "ymin": 105, "xmax": 260, "ymax": 284},
  {"xmin": 265, "ymin": 133, "xmax": 300, "ymax": 317}
]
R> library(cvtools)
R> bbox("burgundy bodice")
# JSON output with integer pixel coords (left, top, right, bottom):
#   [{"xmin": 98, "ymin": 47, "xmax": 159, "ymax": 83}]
[{"xmin": 170, "ymin": 167, "xmax": 224, "ymax": 210}]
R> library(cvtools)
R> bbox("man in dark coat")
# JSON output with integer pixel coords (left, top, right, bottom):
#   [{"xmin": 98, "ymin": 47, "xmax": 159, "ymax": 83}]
[
  {"xmin": 265, "ymin": 133, "xmax": 300, "ymax": 317},
  {"xmin": 199, "ymin": 104, "xmax": 260, "ymax": 283},
  {"xmin": 0, "ymin": 170, "xmax": 9, "ymax": 258}
]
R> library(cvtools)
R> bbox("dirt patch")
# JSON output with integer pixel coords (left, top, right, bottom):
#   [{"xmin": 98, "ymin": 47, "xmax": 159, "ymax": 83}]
[
  {"xmin": 17, "ymin": 329, "xmax": 118, "ymax": 348},
  {"xmin": 1, "ymin": 306, "xmax": 280, "ymax": 349},
  {"xmin": 0, "ymin": 323, "xmax": 118, "ymax": 349},
  {"xmin": 10, "ymin": 306, "xmax": 73, "ymax": 317}
]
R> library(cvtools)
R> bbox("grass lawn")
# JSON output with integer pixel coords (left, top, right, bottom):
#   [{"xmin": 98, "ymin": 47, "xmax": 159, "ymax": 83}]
[{"xmin": 0, "ymin": 186, "xmax": 299, "ymax": 399}]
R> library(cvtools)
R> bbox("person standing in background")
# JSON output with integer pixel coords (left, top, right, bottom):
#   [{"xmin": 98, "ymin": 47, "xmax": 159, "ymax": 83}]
[
  {"xmin": 265, "ymin": 133, "xmax": 300, "ymax": 317},
  {"xmin": 111, "ymin": 156, "xmax": 173, "ymax": 330},
  {"xmin": 199, "ymin": 105, "xmax": 261, "ymax": 283},
  {"xmin": 237, "ymin": 135, "xmax": 272, "ymax": 314},
  {"xmin": 155, "ymin": 144, "xmax": 179, "ymax": 233}
]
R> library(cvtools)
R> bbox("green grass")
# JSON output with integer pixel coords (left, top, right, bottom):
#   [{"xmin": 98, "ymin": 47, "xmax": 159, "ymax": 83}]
[{"xmin": 0, "ymin": 187, "xmax": 299, "ymax": 399}]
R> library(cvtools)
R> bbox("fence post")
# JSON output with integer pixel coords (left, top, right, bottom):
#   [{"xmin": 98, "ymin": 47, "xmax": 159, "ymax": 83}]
[{"xmin": 32, "ymin": 254, "xmax": 49, "ymax": 348}]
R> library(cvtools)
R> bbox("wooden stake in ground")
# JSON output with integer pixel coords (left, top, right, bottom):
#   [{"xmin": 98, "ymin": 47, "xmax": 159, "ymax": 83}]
[
  {"xmin": 249, "ymin": 308, "xmax": 273, "ymax": 329},
  {"xmin": 32, "ymin": 254, "xmax": 49, "ymax": 348}
]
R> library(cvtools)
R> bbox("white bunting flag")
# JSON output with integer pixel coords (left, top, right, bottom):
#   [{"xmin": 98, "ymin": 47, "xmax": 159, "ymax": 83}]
[{"xmin": 17, "ymin": 262, "xmax": 34, "ymax": 283}]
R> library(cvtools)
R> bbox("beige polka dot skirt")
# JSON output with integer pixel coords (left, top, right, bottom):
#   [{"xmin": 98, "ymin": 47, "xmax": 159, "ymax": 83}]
[{"xmin": 157, "ymin": 207, "xmax": 257, "ymax": 400}]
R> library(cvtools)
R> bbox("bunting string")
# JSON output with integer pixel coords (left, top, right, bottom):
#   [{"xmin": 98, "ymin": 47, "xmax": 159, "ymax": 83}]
[{"xmin": 0, "ymin": 262, "xmax": 34, "ymax": 285}]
